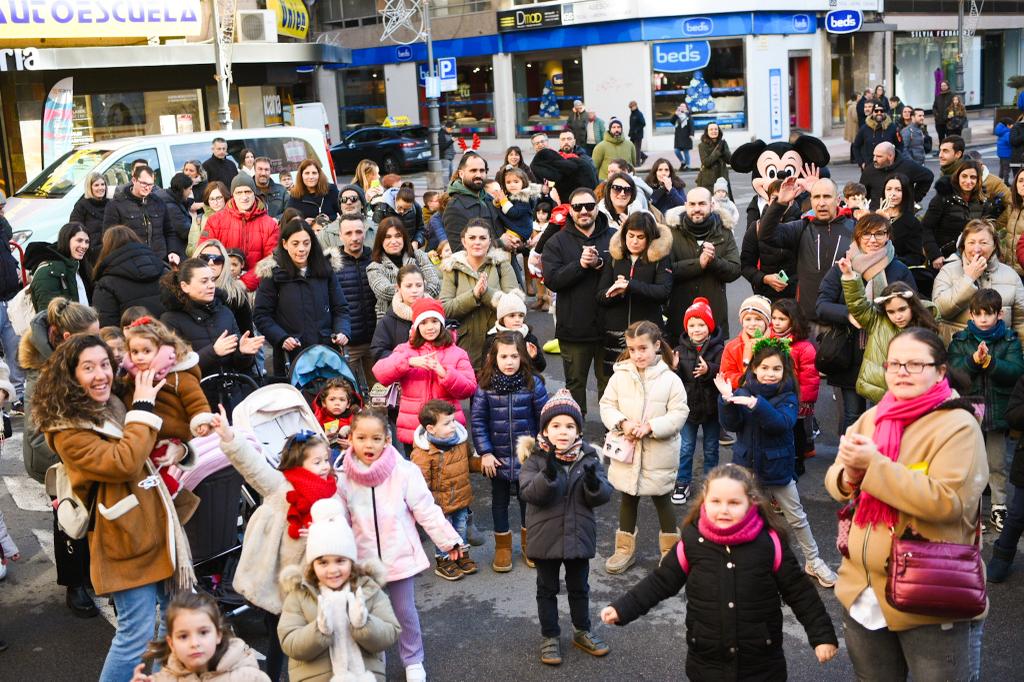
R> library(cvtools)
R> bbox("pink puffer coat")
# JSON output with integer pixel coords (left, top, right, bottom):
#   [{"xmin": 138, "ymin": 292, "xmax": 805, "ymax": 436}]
[{"xmin": 371, "ymin": 340, "xmax": 477, "ymax": 444}]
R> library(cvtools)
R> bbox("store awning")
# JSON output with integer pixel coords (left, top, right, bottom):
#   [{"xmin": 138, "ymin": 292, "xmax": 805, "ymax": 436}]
[{"xmin": 22, "ymin": 42, "xmax": 350, "ymax": 71}]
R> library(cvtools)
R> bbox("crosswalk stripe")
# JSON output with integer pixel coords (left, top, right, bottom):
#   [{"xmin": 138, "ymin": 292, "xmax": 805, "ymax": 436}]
[
  {"xmin": 3, "ymin": 475, "xmax": 51, "ymax": 512},
  {"xmin": 31, "ymin": 527, "xmax": 118, "ymax": 628}
]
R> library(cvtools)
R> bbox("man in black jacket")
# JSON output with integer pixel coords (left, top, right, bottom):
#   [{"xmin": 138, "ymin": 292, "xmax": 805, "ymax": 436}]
[
  {"xmin": 202, "ymin": 137, "xmax": 238, "ymax": 187},
  {"xmin": 333, "ymin": 214, "xmax": 376, "ymax": 390},
  {"xmin": 253, "ymin": 156, "xmax": 287, "ymax": 220},
  {"xmin": 628, "ymin": 101, "xmax": 646, "ymax": 165},
  {"xmin": 932, "ymin": 80, "xmax": 954, "ymax": 144},
  {"xmin": 530, "ymin": 132, "xmax": 598, "ymax": 201},
  {"xmin": 541, "ymin": 188, "xmax": 613, "ymax": 415},
  {"xmin": 102, "ymin": 165, "xmax": 184, "ymax": 264},
  {"xmin": 853, "ymin": 105, "xmax": 901, "ymax": 169},
  {"xmin": 740, "ymin": 180, "xmax": 799, "ymax": 301},
  {"xmin": 859, "ymin": 141, "xmax": 934, "ymax": 208},
  {"xmin": 442, "ymin": 152, "xmax": 501, "ymax": 249}
]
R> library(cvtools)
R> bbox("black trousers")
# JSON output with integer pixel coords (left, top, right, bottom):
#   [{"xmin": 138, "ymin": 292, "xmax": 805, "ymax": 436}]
[
  {"xmin": 51, "ymin": 507, "xmax": 90, "ymax": 588},
  {"xmin": 262, "ymin": 609, "xmax": 285, "ymax": 680},
  {"xmin": 535, "ymin": 558, "xmax": 591, "ymax": 637}
]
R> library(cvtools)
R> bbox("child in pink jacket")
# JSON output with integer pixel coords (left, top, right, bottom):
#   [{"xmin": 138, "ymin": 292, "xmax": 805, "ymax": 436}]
[
  {"xmin": 769, "ymin": 298, "xmax": 820, "ymax": 475},
  {"xmin": 371, "ymin": 298, "xmax": 478, "ymax": 447}
]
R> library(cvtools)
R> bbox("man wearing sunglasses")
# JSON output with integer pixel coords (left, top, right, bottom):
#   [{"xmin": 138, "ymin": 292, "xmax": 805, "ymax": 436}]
[
  {"xmin": 853, "ymin": 104, "xmax": 901, "ymax": 171},
  {"xmin": 541, "ymin": 188, "xmax": 613, "ymax": 415},
  {"xmin": 198, "ymin": 173, "xmax": 280, "ymax": 291}
]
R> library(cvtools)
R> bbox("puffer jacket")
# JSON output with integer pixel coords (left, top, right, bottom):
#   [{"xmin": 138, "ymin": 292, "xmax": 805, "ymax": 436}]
[
  {"xmin": 286, "ymin": 184, "xmax": 340, "ymax": 223},
  {"xmin": 69, "ymin": 195, "xmax": 107, "ymax": 262},
  {"xmin": 199, "ymin": 198, "xmax": 280, "ymax": 292},
  {"xmin": 91, "ymin": 241, "xmax": 167, "ymax": 327},
  {"xmin": 541, "ymin": 215, "xmax": 615, "ymax": 342},
  {"xmin": 844, "ymin": 276, "xmax": 913, "ymax": 403},
  {"xmin": 337, "ymin": 444, "xmax": 462, "ymax": 582},
  {"xmin": 161, "ymin": 289, "xmax": 255, "ymax": 376},
  {"xmin": 327, "ymin": 247, "xmax": 376, "ymax": 346},
  {"xmin": 921, "ymin": 176, "xmax": 996, "ymax": 261},
  {"xmin": 674, "ymin": 327, "xmax": 724, "ymax": 424},
  {"xmin": 409, "ymin": 422, "xmax": 473, "ymax": 514},
  {"xmin": 128, "ymin": 352, "xmax": 209, "ymax": 444},
  {"xmin": 719, "ymin": 378, "xmax": 798, "ymax": 487},
  {"xmin": 949, "ymin": 326, "xmax": 1024, "ymax": 431},
  {"xmin": 29, "ymin": 246, "xmax": 90, "ymax": 311},
  {"xmin": 599, "ymin": 358, "xmax": 690, "ymax": 497},
  {"xmin": 371, "ymin": 188, "xmax": 426, "ymax": 246},
  {"xmin": 771, "ymin": 331, "xmax": 819, "ymax": 406},
  {"xmin": 740, "ymin": 197, "xmax": 801, "ymax": 300},
  {"xmin": 1006, "ymin": 206, "xmax": 1024, "ymax": 277},
  {"xmin": 438, "ymin": 248, "xmax": 521, "ymax": 370},
  {"xmin": 611, "ymin": 520, "xmax": 837, "ymax": 682},
  {"xmin": 371, "ymin": 339, "xmax": 477, "ymax": 444},
  {"xmin": 470, "ymin": 377, "xmax": 549, "ymax": 482},
  {"xmin": 366, "ymin": 249, "xmax": 440, "ymax": 320},
  {"xmin": 102, "ymin": 187, "xmax": 184, "ymax": 261},
  {"xmin": 826, "ymin": 404, "xmax": 987, "ymax": 632},
  {"xmin": 442, "ymin": 180, "xmax": 501, "ymax": 247},
  {"xmin": 853, "ymin": 116, "xmax": 900, "ymax": 167},
  {"xmin": 495, "ymin": 185, "xmax": 541, "ymax": 241},
  {"xmin": 518, "ymin": 437, "xmax": 612, "ymax": 560},
  {"xmin": 596, "ymin": 221, "xmax": 673, "ymax": 334},
  {"xmin": 369, "ymin": 293, "xmax": 412, "ymax": 362},
  {"xmin": 932, "ymin": 254, "xmax": 1024, "ymax": 341},
  {"xmin": 278, "ymin": 561, "xmax": 398, "ymax": 682},
  {"xmin": 816, "ymin": 259, "xmax": 917, "ymax": 328},
  {"xmin": 150, "ymin": 637, "xmax": 268, "ymax": 681},
  {"xmin": 592, "ymin": 132, "xmax": 637, "ymax": 180}
]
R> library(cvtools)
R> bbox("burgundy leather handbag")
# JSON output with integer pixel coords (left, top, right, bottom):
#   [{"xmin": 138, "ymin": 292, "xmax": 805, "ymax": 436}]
[{"xmin": 885, "ymin": 508, "xmax": 986, "ymax": 620}]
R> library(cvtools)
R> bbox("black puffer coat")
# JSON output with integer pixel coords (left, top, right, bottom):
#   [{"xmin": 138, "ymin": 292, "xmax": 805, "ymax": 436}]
[
  {"xmin": 91, "ymin": 241, "xmax": 168, "ymax": 327},
  {"xmin": 101, "ymin": 188, "xmax": 184, "ymax": 261},
  {"xmin": 329, "ymin": 248, "xmax": 376, "ymax": 346},
  {"xmin": 518, "ymin": 437, "xmax": 612, "ymax": 560},
  {"xmin": 611, "ymin": 521, "xmax": 838, "ymax": 682},
  {"xmin": 286, "ymin": 184, "xmax": 340, "ymax": 223},
  {"xmin": 596, "ymin": 221, "xmax": 674, "ymax": 334},
  {"xmin": 921, "ymin": 176, "xmax": 998, "ymax": 261},
  {"xmin": 674, "ymin": 326, "xmax": 725, "ymax": 424},
  {"xmin": 370, "ymin": 294, "xmax": 413, "ymax": 362},
  {"xmin": 69, "ymin": 195, "xmax": 107, "ymax": 262},
  {"xmin": 470, "ymin": 379, "xmax": 549, "ymax": 483},
  {"xmin": 160, "ymin": 289, "xmax": 254, "ymax": 375}
]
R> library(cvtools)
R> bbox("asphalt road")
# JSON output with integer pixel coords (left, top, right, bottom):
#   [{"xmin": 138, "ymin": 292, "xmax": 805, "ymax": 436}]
[{"xmin": 1, "ymin": 149, "xmax": 1020, "ymax": 681}]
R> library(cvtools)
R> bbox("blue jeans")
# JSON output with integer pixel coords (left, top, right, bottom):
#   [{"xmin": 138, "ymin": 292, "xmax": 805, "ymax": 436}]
[
  {"xmin": 99, "ymin": 581, "xmax": 169, "ymax": 682},
  {"xmin": 841, "ymin": 387, "xmax": 866, "ymax": 434},
  {"xmin": 674, "ymin": 148, "xmax": 691, "ymax": 167},
  {"xmin": 995, "ymin": 483, "xmax": 1024, "ymax": 556},
  {"xmin": 676, "ymin": 419, "xmax": 720, "ymax": 485},
  {"xmin": 491, "ymin": 476, "xmax": 527, "ymax": 533},
  {"xmin": 0, "ymin": 301, "xmax": 25, "ymax": 399},
  {"xmin": 435, "ymin": 506, "xmax": 469, "ymax": 558}
]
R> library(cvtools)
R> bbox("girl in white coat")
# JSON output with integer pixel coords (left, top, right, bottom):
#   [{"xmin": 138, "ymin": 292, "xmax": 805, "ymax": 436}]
[{"xmin": 600, "ymin": 320, "xmax": 689, "ymax": 574}]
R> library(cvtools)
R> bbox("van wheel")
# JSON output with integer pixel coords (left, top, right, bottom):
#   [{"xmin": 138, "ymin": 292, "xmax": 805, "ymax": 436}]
[{"xmin": 382, "ymin": 154, "xmax": 401, "ymax": 175}]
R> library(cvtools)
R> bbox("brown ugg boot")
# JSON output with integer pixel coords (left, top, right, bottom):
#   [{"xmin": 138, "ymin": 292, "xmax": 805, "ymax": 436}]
[
  {"xmin": 492, "ymin": 531, "xmax": 513, "ymax": 573},
  {"xmin": 659, "ymin": 531, "xmax": 681, "ymax": 560},
  {"xmin": 604, "ymin": 529, "xmax": 636, "ymax": 574},
  {"xmin": 520, "ymin": 527, "xmax": 535, "ymax": 568}
]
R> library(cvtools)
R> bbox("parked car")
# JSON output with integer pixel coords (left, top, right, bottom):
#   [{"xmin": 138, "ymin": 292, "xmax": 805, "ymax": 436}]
[
  {"xmin": 329, "ymin": 126, "xmax": 432, "ymax": 175},
  {"xmin": 6, "ymin": 127, "xmax": 333, "ymax": 248}
]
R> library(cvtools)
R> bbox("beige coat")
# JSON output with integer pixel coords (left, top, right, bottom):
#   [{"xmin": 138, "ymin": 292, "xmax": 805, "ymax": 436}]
[
  {"xmin": 599, "ymin": 357, "xmax": 689, "ymax": 496},
  {"xmin": 1000, "ymin": 206, "xmax": 1024, "ymax": 277},
  {"xmin": 150, "ymin": 638, "xmax": 269, "ymax": 681},
  {"xmin": 826, "ymin": 403, "xmax": 987, "ymax": 632},
  {"xmin": 932, "ymin": 254, "xmax": 1024, "ymax": 342},
  {"xmin": 844, "ymin": 100, "xmax": 859, "ymax": 143},
  {"xmin": 278, "ymin": 562, "xmax": 400, "ymax": 682}
]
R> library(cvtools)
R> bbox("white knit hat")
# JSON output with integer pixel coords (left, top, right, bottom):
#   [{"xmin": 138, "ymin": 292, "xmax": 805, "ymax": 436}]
[
  {"xmin": 496, "ymin": 291, "xmax": 527, "ymax": 323},
  {"xmin": 304, "ymin": 498, "xmax": 357, "ymax": 565},
  {"xmin": 713, "ymin": 177, "xmax": 729, "ymax": 193}
]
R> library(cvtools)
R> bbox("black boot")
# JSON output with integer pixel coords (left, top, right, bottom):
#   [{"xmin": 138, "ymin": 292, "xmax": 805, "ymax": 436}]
[
  {"xmin": 66, "ymin": 585, "xmax": 99, "ymax": 618},
  {"xmin": 988, "ymin": 543, "xmax": 1016, "ymax": 583}
]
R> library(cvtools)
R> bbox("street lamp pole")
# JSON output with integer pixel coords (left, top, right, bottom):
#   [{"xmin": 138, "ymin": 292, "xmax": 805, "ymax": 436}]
[
  {"xmin": 423, "ymin": 1, "xmax": 444, "ymax": 188},
  {"xmin": 954, "ymin": 0, "xmax": 966, "ymax": 100}
]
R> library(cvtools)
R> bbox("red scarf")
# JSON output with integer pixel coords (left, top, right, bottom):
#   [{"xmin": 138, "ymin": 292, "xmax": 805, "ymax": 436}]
[
  {"xmin": 282, "ymin": 467, "xmax": 338, "ymax": 539},
  {"xmin": 854, "ymin": 378, "xmax": 952, "ymax": 528}
]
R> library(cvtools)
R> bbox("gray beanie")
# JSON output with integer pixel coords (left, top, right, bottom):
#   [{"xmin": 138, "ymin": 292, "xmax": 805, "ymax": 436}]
[{"xmin": 230, "ymin": 173, "xmax": 257, "ymax": 194}]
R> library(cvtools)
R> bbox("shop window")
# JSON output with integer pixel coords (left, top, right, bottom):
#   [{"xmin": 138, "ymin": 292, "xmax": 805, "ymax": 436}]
[
  {"xmin": 339, "ymin": 69, "xmax": 388, "ymax": 130},
  {"xmin": 418, "ymin": 57, "xmax": 496, "ymax": 138},
  {"xmin": 894, "ymin": 34, "xmax": 982, "ymax": 110},
  {"xmin": 651, "ymin": 38, "xmax": 746, "ymax": 132},
  {"xmin": 512, "ymin": 50, "xmax": 583, "ymax": 136},
  {"xmin": 73, "ymin": 90, "xmax": 204, "ymax": 144}
]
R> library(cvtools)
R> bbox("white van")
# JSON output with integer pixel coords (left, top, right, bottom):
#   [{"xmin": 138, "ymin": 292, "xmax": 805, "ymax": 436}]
[
  {"xmin": 292, "ymin": 103, "xmax": 332, "ymax": 146},
  {"xmin": 5, "ymin": 127, "xmax": 334, "ymax": 247}
]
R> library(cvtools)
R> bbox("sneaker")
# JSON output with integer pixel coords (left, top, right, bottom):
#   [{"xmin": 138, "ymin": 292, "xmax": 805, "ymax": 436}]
[
  {"xmin": 540, "ymin": 637, "xmax": 562, "ymax": 665},
  {"xmin": 434, "ymin": 557, "xmax": 463, "ymax": 581},
  {"xmin": 718, "ymin": 432, "xmax": 736, "ymax": 446},
  {"xmin": 9, "ymin": 400, "xmax": 23, "ymax": 416},
  {"xmin": 572, "ymin": 629, "xmax": 610, "ymax": 657},
  {"xmin": 456, "ymin": 550, "xmax": 478, "ymax": 575},
  {"xmin": 542, "ymin": 339, "xmax": 561, "ymax": 354},
  {"xmin": 806, "ymin": 558, "xmax": 837, "ymax": 588},
  {"xmin": 991, "ymin": 505, "xmax": 1007, "ymax": 532},
  {"xmin": 671, "ymin": 483, "xmax": 690, "ymax": 505},
  {"xmin": 405, "ymin": 663, "xmax": 427, "ymax": 682}
]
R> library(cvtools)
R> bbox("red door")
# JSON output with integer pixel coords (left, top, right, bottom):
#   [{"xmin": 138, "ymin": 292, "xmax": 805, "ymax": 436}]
[{"xmin": 789, "ymin": 55, "xmax": 812, "ymax": 131}]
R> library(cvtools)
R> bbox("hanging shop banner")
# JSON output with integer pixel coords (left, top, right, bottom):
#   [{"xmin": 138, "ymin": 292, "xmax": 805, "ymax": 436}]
[
  {"xmin": 42, "ymin": 77, "xmax": 75, "ymax": 167},
  {"xmin": 268, "ymin": 0, "xmax": 309, "ymax": 39},
  {"xmin": 0, "ymin": 0, "xmax": 202, "ymax": 38}
]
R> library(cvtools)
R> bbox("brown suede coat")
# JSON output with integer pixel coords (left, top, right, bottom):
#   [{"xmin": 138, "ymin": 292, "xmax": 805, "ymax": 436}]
[{"xmin": 408, "ymin": 423, "xmax": 473, "ymax": 514}]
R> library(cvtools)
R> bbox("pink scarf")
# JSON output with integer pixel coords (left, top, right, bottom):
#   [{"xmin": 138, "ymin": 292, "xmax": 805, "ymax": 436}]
[
  {"xmin": 697, "ymin": 504, "xmax": 764, "ymax": 546},
  {"xmin": 121, "ymin": 344, "xmax": 179, "ymax": 381},
  {"xmin": 854, "ymin": 378, "xmax": 952, "ymax": 527},
  {"xmin": 344, "ymin": 444, "xmax": 398, "ymax": 488}
]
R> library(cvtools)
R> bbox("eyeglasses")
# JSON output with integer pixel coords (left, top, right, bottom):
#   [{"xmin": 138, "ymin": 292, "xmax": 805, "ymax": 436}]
[
  {"xmin": 202, "ymin": 254, "xmax": 226, "ymax": 265},
  {"xmin": 883, "ymin": 361, "xmax": 936, "ymax": 374},
  {"xmin": 610, "ymin": 184, "xmax": 632, "ymax": 194},
  {"xmin": 571, "ymin": 202, "xmax": 596, "ymax": 212},
  {"xmin": 135, "ymin": 180, "xmax": 154, "ymax": 188},
  {"xmin": 340, "ymin": 196, "xmax": 360, "ymax": 204},
  {"xmin": 862, "ymin": 230, "xmax": 889, "ymax": 242}
]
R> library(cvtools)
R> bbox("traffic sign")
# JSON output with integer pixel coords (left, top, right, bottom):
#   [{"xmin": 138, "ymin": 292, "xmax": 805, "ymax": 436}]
[{"xmin": 438, "ymin": 57, "xmax": 457, "ymax": 92}]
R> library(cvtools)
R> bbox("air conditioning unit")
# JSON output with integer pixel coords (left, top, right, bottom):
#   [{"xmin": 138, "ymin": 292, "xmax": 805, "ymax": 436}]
[{"xmin": 236, "ymin": 10, "xmax": 278, "ymax": 43}]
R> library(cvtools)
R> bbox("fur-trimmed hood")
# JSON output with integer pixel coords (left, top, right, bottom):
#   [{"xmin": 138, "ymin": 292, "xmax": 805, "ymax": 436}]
[
  {"xmin": 608, "ymin": 220, "xmax": 673, "ymax": 261},
  {"xmin": 517, "ymin": 434, "xmax": 537, "ymax": 464},
  {"xmin": 664, "ymin": 205, "xmax": 731, "ymax": 232},
  {"xmin": 867, "ymin": 114, "xmax": 894, "ymax": 131},
  {"xmin": 508, "ymin": 183, "xmax": 542, "ymax": 203},
  {"xmin": 440, "ymin": 247, "xmax": 511, "ymax": 275},
  {"xmin": 279, "ymin": 557, "xmax": 389, "ymax": 595},
  {"xmin": 256, "ymin": 249, "xmax": 345, "ymax": 280}
]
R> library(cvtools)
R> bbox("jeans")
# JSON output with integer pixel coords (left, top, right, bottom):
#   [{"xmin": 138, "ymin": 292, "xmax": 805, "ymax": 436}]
[
  {"xmin": 535, "ymin": 558, "xmax": 591, "ymax": 637},
  {"xmin": 491, "ymin": 477, "xmax": 526, "ymax": 534},
  {"xmin": 386, "ymin": 576, "xmax": 424, "ymax": 665},
  {"xmin": 766, "ymin": 480, "xmax": 820, "ymax": 565},
  {"xmin": 0, "ymin": 301, "xmax": 24, "ymax": 399},
  {"xmin": 969, "ymin": 619, "xmax": 984, "ymax": 681},
  {"xmin": 435, "ymin": 506, "xmax": 468, "ymax": 558},
  {"xmin": 559, "ymin": 340, "xmax": 608, "ymax": 416},
  {"xmin": 842, "ymin": 610, "xmax": 972, "ymax": 681},
  {"xmin": 99, "ymin": 581, "xmax": 169, "ymax": 682},
  {"xmin": 994, "ymin": 483, "xmax": 1024, "ymax": 556},
  {"xmin": 841, "ymin": 386, "xmax": 866, "ymax": 434},
  {"xmin": 985, "ymin": 430, "xmax": 1009, "ymax": 506},
  {"xmin": 676, "ymin": 419, "xmax": 720, "ymax": 484},
  {"xmin": 345, "ymin": 343, "xmax": 376, "ymax": 394},
  {"xmin": 673, "ymin": 148, "xmax": 691, "ymax": 167}
]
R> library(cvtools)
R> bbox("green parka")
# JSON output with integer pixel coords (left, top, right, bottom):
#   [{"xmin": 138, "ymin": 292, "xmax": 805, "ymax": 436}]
[
  {"xmin": 948, "ymin": 325, "xmax": 1024, "ymax": 431},
  {"xmin": 30, "ymin": 247, "xmax": 89, "ymax": 311}
]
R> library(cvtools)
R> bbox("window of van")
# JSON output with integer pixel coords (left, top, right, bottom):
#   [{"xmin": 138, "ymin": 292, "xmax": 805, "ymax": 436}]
[
  {"xmin": 170, "ymin": 137, "xmax": 318, "ymax": 181},
  {"xmin": 103, "ymin": 148, "xmax": 162, "ymax": 191},
  {"xmin": 16, "ymin": 148, "xmax": 112, "ymax": 199}
]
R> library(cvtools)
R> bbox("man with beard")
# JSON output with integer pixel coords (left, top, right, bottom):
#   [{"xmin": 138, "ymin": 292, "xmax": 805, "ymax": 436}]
[
  {"xmin": 593, "ymin": 117, "xmax": 637, "ymax": 180},
  {"xmin": 530, "ymin": 131, "xmax": 598, "ymax": 201},
  {"xmin": 541, "ymin": 188, "xmax": 613, "ymax": 415},
  {"xmin": 853, "ymin": 104, "xmax": 901, "ymax": 170},
  {"xmin": 442, "ymin": 151, "xmax": 501, "ymax": 249},
  {"xmin": 758, "ymin": 176, "xmax": 853, "ymax": 325},
  {"xmin": 252, "ymin": 156, "xmax": 287, "ymax": 220},
  {"xmin": 665, "ymin": 187, "xmax": 741, "ymax": 341},
  {"xmin": 859, "ymin": 141, "xmax": 933, "ymax": 209}
]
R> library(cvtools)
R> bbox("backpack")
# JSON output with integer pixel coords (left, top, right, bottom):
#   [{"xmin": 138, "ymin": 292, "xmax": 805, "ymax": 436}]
[
  {"xmin": 8, "ymin": 285, "xmax": 34, "ymax": 336},
  {"xmin": 45, "ymin": 463, "xmax": 96, "ymax": 540},
  {"xmin": 676, "ymin": 527, "xmax": 783, "ymax": 574}
]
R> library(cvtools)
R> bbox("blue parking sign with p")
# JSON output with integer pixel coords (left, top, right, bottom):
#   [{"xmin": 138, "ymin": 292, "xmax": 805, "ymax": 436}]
[{"xmin": 438, "ymin": 58, "xmax": 456, "ymax": 80}]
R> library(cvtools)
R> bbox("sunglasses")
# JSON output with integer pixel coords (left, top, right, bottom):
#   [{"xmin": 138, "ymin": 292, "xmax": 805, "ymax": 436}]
[
  {"xmin": 202, "ymin": 254, "xmax": 226, "ymax": 265},
  {"xmin": 340, "ymin": 195, "xmax": 361, "ymax": 204},
  {"xmin": 571, "ymin": 202, "xmax": 596, "ymax": 212},
  {"xmin": 610, "ymin": 184, "xmax": 632, "ymax": 194}
]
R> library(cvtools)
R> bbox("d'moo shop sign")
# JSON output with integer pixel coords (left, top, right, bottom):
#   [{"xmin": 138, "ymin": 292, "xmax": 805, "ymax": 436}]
[{"xmin": 0, "ymin": 0, "xmax": 203, "ymax": 38}]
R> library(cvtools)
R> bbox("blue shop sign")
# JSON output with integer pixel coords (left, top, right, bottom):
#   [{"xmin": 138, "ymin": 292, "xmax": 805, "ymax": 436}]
[
  {"xmin": 396, "ymin": 46, "xmax": 412, "ymax": 62},
  {"xmin": 652, "ymin": 41, "xmax": 711, "ymax": 73},
  {"xmin": 682, "ymin": 17, "xmax": 714, "ymax": 37},
  {"xmin": 825, "ymin": 9, "xmax": 862, "ymax": 34}
]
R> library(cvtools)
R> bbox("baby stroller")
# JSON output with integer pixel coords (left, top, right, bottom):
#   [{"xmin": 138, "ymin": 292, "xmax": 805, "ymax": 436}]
[
  {"xmin": 231, "ymin": 383, "xmax": 325, "ymax": 468},
  {"xmin": 288, "ymin": 344, "xmax": 360, "ymax": 405}
]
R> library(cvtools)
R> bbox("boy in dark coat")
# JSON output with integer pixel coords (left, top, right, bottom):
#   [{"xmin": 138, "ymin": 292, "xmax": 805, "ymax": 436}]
[{"xmin": 519, "ymin": 389, "xmax": 612, "ymax": 666}]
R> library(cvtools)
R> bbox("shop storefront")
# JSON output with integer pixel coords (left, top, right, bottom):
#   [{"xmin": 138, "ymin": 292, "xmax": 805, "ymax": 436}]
[
  {"xmin": 650, "ymin": 38, "xmax": 746, "ymax": 132},
  {"xmin": 512, "ymin": 50, "xmax": 583, "ymax": 136},
  {"xmin": 417, "ymin": 57, "xmax": 497, "ymax": 137},
  {"xmin": 338, "ymin": 68, "xmax": 388, "ymax": 130}
]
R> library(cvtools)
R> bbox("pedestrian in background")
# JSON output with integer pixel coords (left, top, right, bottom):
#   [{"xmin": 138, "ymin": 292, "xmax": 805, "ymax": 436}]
[
  {"xmin": 628, "ymin": 100, "xmax": 647, "ymax": 166},
  {"xmin": 670, "ymin": 102, "xmax": 694, "ymax": 170}
]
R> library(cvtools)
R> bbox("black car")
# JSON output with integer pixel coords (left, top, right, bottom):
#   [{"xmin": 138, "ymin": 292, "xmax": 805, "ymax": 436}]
[{"xmin": 329, "ymin": 126, "xmax": 432, "ymax": 175}]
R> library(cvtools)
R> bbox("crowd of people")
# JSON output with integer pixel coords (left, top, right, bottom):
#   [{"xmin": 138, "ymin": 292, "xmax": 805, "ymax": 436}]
[{"xmin": 0, "ymin": 101, "xmax": 1022, "ymax": 681}]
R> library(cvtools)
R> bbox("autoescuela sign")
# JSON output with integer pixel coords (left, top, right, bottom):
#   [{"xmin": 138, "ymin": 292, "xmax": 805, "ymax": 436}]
[{"xmin": 0, "ymin": 0, "xmax": 202, "ymax": 39}]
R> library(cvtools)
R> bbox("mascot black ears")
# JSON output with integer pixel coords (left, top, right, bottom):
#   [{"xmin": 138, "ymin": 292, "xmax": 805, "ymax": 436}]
[{"xmin": 731, "ymin": 135, "xmax": 831, "ymax": 202}]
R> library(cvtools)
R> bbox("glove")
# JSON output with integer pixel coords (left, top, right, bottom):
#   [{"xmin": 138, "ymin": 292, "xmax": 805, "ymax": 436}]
[
  {"xmin": 543, "ymin": 450, "xmax": 559, "ymax": 481},
  {"xmin": 316, "ymin": 595, "xmax": 334, "ymax": 636},
  {"xmin": 583, "ymin": 459, "xmax": 600, "ymax": 490},
  {"xmin": 347, "ymin": 586, "xmax": 368, "ymax": 628}
]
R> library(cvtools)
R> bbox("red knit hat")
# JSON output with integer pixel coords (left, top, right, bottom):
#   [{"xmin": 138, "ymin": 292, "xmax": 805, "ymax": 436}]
[
  {"xmin": 411, "ymin": 298, "xmax": 445, "ymax": 336},
  {"xmin": 683, "ymin": 297, "xmax": 715, "ymax": 334}
]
